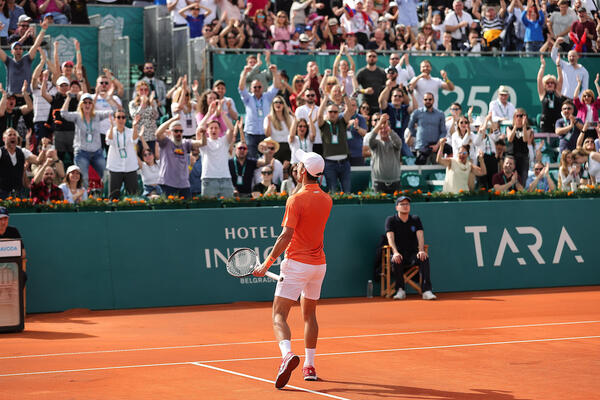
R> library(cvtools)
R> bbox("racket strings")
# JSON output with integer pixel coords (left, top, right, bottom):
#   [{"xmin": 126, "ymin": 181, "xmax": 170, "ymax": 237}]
[{"xmin": 227, "ymin": 250, "xmax": 257, "ymax": 276}]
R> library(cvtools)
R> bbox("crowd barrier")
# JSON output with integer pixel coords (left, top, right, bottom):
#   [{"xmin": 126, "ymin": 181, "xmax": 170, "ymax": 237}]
[{"xmin": 12, "ymin": 198, "xmax": 600, "ymax": 313}]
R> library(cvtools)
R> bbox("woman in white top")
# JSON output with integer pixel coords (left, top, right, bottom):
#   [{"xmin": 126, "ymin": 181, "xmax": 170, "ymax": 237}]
[
  {"xmin": 558, "ymin": 150, "xmax": 580, "ymax": 190},
  {"xmin": 451, "ymin": 115, "xmax": 478, "ymax": 164},
  {"xmin": 105, "ymin": 112, "xmax": 140, "ymax": 199},
  {"xmin": 137, "ymin": 145, "xmax": 162, "ymax": 197},
  {"xmin": 333, "ymin": 44, "xmax": 357, "ymax": 97},
  {"xmin": 289, "ymin": 116, "xmax": 316, "ymax": 164},
  {"xmin": 437, "ymin": 138, "xmax": 487, "ymax": 193},
  {"xmin": 265, "ymin": 95, "xmax": 294, "ymax": 163},
  {"xmin": 59, "ymin": 165, "xmax": 87, "ymax": 204},
  {"xmin": 171, "ymin": 81, "xmax": 197, "ymax": 139}
]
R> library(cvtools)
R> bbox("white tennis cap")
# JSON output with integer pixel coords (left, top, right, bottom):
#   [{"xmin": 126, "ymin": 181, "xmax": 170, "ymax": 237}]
[{"xmin": 296, "ymin": 149, "xmax": 324, "ymax": 176}]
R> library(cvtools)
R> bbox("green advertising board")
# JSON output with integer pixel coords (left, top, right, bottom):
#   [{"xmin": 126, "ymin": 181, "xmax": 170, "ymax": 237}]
[
  {"xmin": 88, "ymin": 5, "xmax": 145, "ymax": 65},
  {"xmin": 212, "ymin": 54, "xmax": 600, "ymax": 126},
  {"xmin": 47, "ymin": 25, "xmax": 100, "ymax": 84},
  {"xmin": 11, "ymin": 199, "xmax": 600, "ymax": 314}
]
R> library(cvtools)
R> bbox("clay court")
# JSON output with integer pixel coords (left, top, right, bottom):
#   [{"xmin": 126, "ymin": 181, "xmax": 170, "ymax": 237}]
[{"xmin": 1, "ymin": 286, "xmax": 599, "ymax": 400}]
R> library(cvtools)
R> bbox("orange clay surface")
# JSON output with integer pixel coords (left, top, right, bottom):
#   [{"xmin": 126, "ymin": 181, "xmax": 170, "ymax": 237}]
[{"xmin": 1, "ymin": 286, "xmax": 599, "ymax": 400}]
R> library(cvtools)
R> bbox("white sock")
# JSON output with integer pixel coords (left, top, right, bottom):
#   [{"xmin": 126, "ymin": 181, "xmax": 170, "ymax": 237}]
[
  {"xmin": 304, "ymin": 348, "xmax": 316, "ymax": 367},
  {"xmin": 279, "ymin": 340, "xmax": 292, "ymax": 357}
]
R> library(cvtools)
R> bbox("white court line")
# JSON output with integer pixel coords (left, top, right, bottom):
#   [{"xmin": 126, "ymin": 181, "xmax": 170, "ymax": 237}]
[
  {"xmin": 0, "ymin": 335, "xmax": 598, "ymax": 378},
  {"xmin": 192, "ymin": 362, "xmax": 352, "ymax": 400},
  {"xmin": 1, "ymin": 320, "xmax": 599, "ymax": 360}
]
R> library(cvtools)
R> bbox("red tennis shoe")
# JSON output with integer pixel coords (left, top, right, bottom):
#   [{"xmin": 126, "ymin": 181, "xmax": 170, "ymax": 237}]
[
  {"xmin": 303, "ymin": 365, "xmax": 317, "ymax": 381},
  {"xmin": 275, "ymin": 352, "xmax": 300, "ymax": 389}
]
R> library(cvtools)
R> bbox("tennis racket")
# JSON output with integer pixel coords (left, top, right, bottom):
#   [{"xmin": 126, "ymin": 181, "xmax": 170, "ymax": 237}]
[{"xmin": 226, "ymin": 248, "xmax": 283, "ymax": 282}]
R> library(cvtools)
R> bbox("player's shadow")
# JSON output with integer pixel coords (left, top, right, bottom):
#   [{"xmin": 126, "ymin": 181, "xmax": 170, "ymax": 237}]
[{"xmin": 313, "ymin": 379, "xmax": 532, "ymax": 400}]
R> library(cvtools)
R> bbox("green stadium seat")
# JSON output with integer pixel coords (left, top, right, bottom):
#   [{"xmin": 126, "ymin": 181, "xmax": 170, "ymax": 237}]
[{"xmin": 401, "ymin": 172, "xmax": 426, "ymax": 191}]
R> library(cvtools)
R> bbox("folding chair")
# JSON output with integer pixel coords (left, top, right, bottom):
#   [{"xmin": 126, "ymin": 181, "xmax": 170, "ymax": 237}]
[{"xmin": 380, "ymin": 245, "xmax": 428, "ymax": 298}]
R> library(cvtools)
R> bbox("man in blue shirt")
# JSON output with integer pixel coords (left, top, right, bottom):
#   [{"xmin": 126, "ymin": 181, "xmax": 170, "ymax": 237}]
[
  {"xmin": 406, "ymin": 92, "xmax": 448, "ymax": 165},
  {"xmin": 238, "ymin": 63, "xmax": 281, "ymax": 159}
]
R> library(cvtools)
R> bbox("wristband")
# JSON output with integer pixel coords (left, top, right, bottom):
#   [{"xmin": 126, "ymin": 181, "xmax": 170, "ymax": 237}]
[{"xmin": 265, "ymin": 256, "xmax": 277, "ymax": 268}]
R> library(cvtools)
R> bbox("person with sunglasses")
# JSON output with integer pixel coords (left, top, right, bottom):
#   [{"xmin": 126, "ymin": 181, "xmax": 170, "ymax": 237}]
[
  {"xmin": 178, "ymin": 1, "xmax": 212, "ymax": 39},
  {"xmin": 526, "ymin": 161, "xmax": 556, "ymax": 192},
  {"xmin": 105, "ymin": 112, "xmax": 141, "ymax": 199},
  {"xmin": 94, "ymin": 70, "xmax": 124, "ymax": 151},
  {"xmin": 437, "ymin": 138, "xmax": 487, "ymax": 193},
  {"xmin": 229, "ymin": 121, "xmax": 259, "ymax": 197},
  {"xmin": 573, "ymin": 73, "xmax": 600, "ymax": 141},
  {"xmin": 252, "ymin": 165, "xmax": 278, "ymax": 198}
]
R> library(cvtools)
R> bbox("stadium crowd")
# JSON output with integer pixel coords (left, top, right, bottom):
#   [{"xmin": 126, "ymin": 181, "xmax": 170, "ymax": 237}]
[{"xmin": 1, "ymin": 0, "xmax": 600, "ymax": 205}]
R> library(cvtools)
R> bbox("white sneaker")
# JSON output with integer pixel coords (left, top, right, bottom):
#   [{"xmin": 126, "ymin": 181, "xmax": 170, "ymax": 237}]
[
  {"xmin": 393, "ymin": 289, "xmax": 406, "ymax": 300},
  {"xmin": 422, "ymin": 291, "xmax": 437, "ymax": 300}
]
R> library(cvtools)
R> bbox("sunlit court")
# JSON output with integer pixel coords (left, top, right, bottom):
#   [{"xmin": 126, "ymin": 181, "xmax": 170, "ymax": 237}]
[{"xmin": 1, "ymin": 287, "xmax": 599, "ymax": 400}]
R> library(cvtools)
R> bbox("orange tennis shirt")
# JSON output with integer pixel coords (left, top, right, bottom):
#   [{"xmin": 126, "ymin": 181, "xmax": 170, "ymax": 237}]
[{"xmin": 281, "ymin": 183, "xmax": 333, "ymax": 265}]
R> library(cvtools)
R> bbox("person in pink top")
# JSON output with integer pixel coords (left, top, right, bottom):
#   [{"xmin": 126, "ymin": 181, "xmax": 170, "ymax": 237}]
[
  {"xmin": 573, "ymin": 73, "xmax": 600, "ymax": 140},
  {"xmin": 271, "ymin": 11, "xmax": 295, "ymax": 54}
]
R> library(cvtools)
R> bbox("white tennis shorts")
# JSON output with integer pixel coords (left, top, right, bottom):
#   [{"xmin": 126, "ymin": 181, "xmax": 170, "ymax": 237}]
[{"xmin": 274, "ymin": 258, "xmax": 327, "ymax": 301}]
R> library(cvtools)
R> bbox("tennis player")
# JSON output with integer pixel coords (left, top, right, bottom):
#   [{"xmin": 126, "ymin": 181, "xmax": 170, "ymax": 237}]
[{"xmin": 253, "ymin": 149, "xmax": 333, "ymax": 389}]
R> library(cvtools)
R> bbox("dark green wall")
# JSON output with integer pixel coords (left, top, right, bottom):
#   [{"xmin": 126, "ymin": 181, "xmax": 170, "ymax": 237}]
[{"xmin": 11, "ymin": 199, "xmax": 600, "ymax": 313}]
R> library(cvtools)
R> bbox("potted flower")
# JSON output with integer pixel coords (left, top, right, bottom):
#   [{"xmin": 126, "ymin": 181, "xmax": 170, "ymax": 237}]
[
  {"xmin": 331, "ymin": 192, "xmax": 360, "ymax": 205},
  {"xmin": 114, "ymin": 197, "xmax": 151, "ymax": 211},
  {"xmin": 38, "ymin": 199, "xmax": 76, "ymax": 213},
  {"xmin": 0, "ymin": 197, "xmax": 37, "ymax": 213},
  {"xmin": 188, "ymin": 196, "xmax": 223, "ymax": 208},
  {"xmin": 78, "ymin": 197, "xmax": 112, "ymax": 212},
  {"xmin": 150, "ymin": 195, "xmax": 188, "ymax": 209},
  {"xmin": 258, "ymin": 192, "xmax": 288, "ymax": 207},
  {"xmin": 222, "ymin": 196, "xmax": 259, "ymax": 208}
]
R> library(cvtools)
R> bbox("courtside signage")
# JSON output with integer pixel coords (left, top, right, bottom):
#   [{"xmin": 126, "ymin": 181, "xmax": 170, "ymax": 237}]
[{"xmin": 0, "ymin": 240, "xmax": 21, "ymax": 258}]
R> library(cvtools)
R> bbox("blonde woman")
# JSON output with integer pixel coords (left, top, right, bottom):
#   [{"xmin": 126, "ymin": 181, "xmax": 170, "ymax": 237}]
[
  {"xmin": 171, "ymin": 76, "xmax": 197, "ymax": 139},
  {"xmin": 265, "ymin": 95, "xmax": 294, "ymax": 162},
  {"xmin": 451, "ymin": 115, "xmax": 478, "ymax": 164},
  {"xmin": 129, "ymin": 80, "xmax": 159, "ymax": 157},
  {"xmin": 289, "ymin": 116, "xmax": 316, "ymax": 164},
  {"xmin": 271, "ymin": 11, "xmax": 295, "ymax": 54},
  {"xmin": 60, "ymin": 92, "xmax": 116, "ymax": 185},
  {"xmin": 558, "ymin": 150, "xmax": 579, "ymax": 190},
  {"xmin": 289, "ymin": 74, "xmax": 308, "ymax": 111},
  {"xmin": 319, "ymin": 70, "xmax": 339, "ymax": 98}
]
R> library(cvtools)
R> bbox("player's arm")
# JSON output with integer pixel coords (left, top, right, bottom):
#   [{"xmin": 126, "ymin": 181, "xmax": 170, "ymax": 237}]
[{"xmin": 254, "ymin": 226, "xmax": 295, "ymax": 276}]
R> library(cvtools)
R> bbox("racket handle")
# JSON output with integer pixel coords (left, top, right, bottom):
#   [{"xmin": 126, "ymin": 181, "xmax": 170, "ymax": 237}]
[{"xmin": 265, "ymin": 271, "xmax": 284, "ymax": 282}]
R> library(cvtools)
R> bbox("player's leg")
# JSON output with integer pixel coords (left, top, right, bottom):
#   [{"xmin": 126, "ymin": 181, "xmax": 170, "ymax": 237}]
[
  {"xmin": 273, "ymin": 296, "xmax": 300, "ymax": 389},
  {"xmin": 299, "ymin": 264, "xmax": 326, "ymax": 381}
]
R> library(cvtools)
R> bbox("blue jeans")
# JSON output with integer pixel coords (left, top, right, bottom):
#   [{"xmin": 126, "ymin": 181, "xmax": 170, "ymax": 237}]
[
  {"xmin": 246, "ymin": 134, "xmax": 265, "ymax": 160},
  {"xmin": 143, "ymin": 184, "xmax": 163, "ymax": 197},
  {"xmin": 201, "ymin": 178, "xmax": 234, "ymax": 198},
  {"xmin": 324, "ymin": 158, "xmax": 351, "ymax": 193},
  {"xmin": 49, "ymin": 12, "xmax": 69, "ymax": 24},
  {"xmin": 74, "ymin": 148, "xmax": 105, "ymax": 186},
  {"xmin": 525, "ymin": 41, "xmax": 543, "ymax": 53}
]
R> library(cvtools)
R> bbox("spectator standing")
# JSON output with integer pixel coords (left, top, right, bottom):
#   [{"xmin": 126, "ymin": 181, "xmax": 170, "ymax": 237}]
[
  {"xmin": 537, "ymin": 55, "xmax": 565, "ymax": 133},
  {"xmin": 506, "ymin": 108, "xmax": 532, "ymax": 185},
  {"xmin": 239, "ymin": 63, "xmax": 281, "ymax": 159},
  {"xmin": 0, "ymin": 128, "xmax": 39, "ymax": 198},
  {"xmin": 389, "ymin": 53, "xmax": 415, "ymax": 86},
  {"xmin": 272, "ymin": 11, "xmax": 295, "ymax": 54},
  {"xmin": 570, "ymin": 6, "xmax": 597, "ymax": 53},
  {"xmin": 244, "ymin": 53, "xmax": 274, "ymax": 90},
  {"xmin": 167, "ymin": 0, "xmax": 189, "ymax": 28},
  {"xmin": 555, "ymin": 99, "xmax": 583, "ymax": 152},
  {"xmin": 379, "ymin": 77, "xmax": 417, "ymax": 157},
  {"xmin": 409, "ymin": 60, "xmax": 454, "ymax": 109},
  {"xmin": 317, "ymin": 93, "xmax": 355, "ymax": 193},
  {"xmin": 451, "ymin": 115, "xmax": 478, "ymax": 163},
  {"xmin": 94, "ymin": 72, "xmax": 123, "ymax": 149},
  {"xmin": 197, "ymin": 112, "xmax": 235, "ymax": 198},
  {"xmin": 66, "ymin": 0, "xmax": 90, "ymax": 25},
  {"xmin": 5, "ymin": 0, "xmax": 24, "ymax": 34},
  {"xmin": 36, "ymin": 0, "xmax": 69, "ymax": 24},
  {"xmin": 30, "ymin": 163, "xmax": 63, "ymax": 204},
  {"xmin": 472, "ymin": 114, "xmax": 503, "ymax": 188},
  {"xmin": 547, "ymin": 0, "xmax": 578, "ymax": 51},
  {"xmin": 557, "ymin": 149, "xmax": 579, "ymax": 190},
  {"xmin": 520, "ymin": 0, "xmax": 545, "ymax": 53},
  {"xmin": 341, "ymin": 0, "xmax": 374, "ymax": 46},
  {"xmin": 407, "ymin": 92, "xmax": 448, "ymax": 165},
  {"xmin": 345, "ymin": 97, "xmax": 368, "ymax": 166},
  {"xmin": 333, "ymin": 44, "xmax": 357, "ymax": 97},
  {"xmin": 229, "ymin": 137, "xmax": 259, "ymax": 197},
  {"xmin": 551, "ymin": 38, "xmax": 589, "ymax": 100},
  {"xmin": 395, "ymin": 0, "xmax": 419, "ymax": 35},
  {"xmin": 573, "ymin": 74, "xmax": 600, "ymax": 140},
  {"xmin": 129, "ymin": 80, "xmax": 159, "ymax": 157},
  {"xmin": 140, "ymin": 62, "xmax": 167, "ymax": 116},
  {"xmin": 30, "ymin": 51, "xmax": 56, "ymax": 148},
  {"xmin": 356, "ymin": 50, "xmax": 387, "ymax": 112},
  {"xmin": 178, "ymin": 2, "xmax": 212, "ymax": 38},
  {"xmin": 364, "ymin": 113, "xmax": 402, "ymax": 193},
  {"xmin": 0, "ymin": 1, "xmax": 8, "ymax": 46},
  {"xmin": 0, "ymin": 81, "xmax": 32, "ymax": 137},
  {"xmin": 265, "ymin": 95, "xmax": 294, "ymax": 162},
  {"xmin": 492, "ymin": 155, "xmax": 524, "ymax": 191},
  {"xmin": 59, "ymin": 165, "xmax": 87, "ymax": 204},
  {"xmin": 155, "ymin": 116, "xmax": 202, "ymax": 199},
  {"xmin": 294, "ymin": 88, "xmax": 322, "ymax": 154},
  {"xmin": 212, "ymin": 80, "xmax": 238, "ymax": 123},
  {"xmin": 171, "ymin": 79, "xmax": 197, "ymax": 139},
  {"xmin": 385, "ymin": 196, "xmax": 436, "ymax": 300},
  {"xmin": 526, "ymin": 162, "xmax": 556, "ymax": 191},
  {"xmin": 437, "ymin": 138, "xmax": 487, "ymax": 192},
  {"xmin": 40, "ymin": 74, "xmax": 75, "ymax": 163},
  {"xmin": 289, "ymin": 116, "xmax": 316, "ymax": 164},
  {"xmin": 60, "ymin": 93, "xmax": 116, "ymax": 185},
  {"xmin": 444, "ymin": 0, "xmax": 476, "ymax": 49},
  {"xmin": 105, "ymin": 112, "xmax": 140, "ymax": 199},
  {"xmin": 489, "ymin": 85, "xmax": 516, "ymax": 123}
]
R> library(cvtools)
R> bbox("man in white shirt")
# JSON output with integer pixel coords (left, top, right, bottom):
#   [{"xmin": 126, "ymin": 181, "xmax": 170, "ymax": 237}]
[
  {"xmin": 409, "ymin": 60, "xmax": 454, "ymax": 108},
  {"xmin": 547, "ymin": 0, "xmax": 578, "ymax": 51},
  {"xmin": 444, "ymin": 0, "xmax": 477, "ymax": 49},
  {"xmin": 294, "ymin": 89, "xmax": 322, "ymax": 154},
  {"xmin": 550, "ymin": 37, "xmax": 589, "ymax": 99},
  {"xmin": 389, "ymin": 53, "xmax": 415, "ymax": 86},
  {"xmin": 489, "ymin": 85, "xmax": 516, "ymax": 123}
]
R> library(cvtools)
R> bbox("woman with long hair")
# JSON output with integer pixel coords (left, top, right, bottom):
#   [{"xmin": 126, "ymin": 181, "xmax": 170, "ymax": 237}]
[
  {"xmin": 537, "ymin": 55, "xmax": 564, "ymax": 133},
  {"xmin": 129, "ymin": 80, "xmax": 159, "ymax": 157},
  {"xmin": 105, "ymin": 112, "xmax": 141, "ymax": 199},
  {"xmin": 333, "ymin": 44, "xmax": 357, "ymax": 97},
  {"xmin": 289, "ymin": 116, "xmax": 316, "ymax": 164},
  {"xmin": 451, "ymin": 115, "xmax": 478, "ymax": 164},
  {"xmin": 271, "ymin": 11, "xmax": 294, "ymax": 54},
  {"xmin": 573, "ymin": 74, "xmax": 600, "ymax": 140},
  {"xmin": 60, "ymin": 92, "xmax": 115, "ymax": 185},
  {"xmin": 265, "ymin": 95, "xmax": 294, "ymax": 162},
  {"xmin": 280, "ymin": 162, "xmax": 298, "ymax": 194},
  {"xmin": 506, "ymin": 108, "xmax": 532, "ymax": 185},
  {"xmin": 246, "ymin": 7, "xmax": 272, "ymax": 49},
  {"xmin": 59, "ymin": 165, "xmax": 87, "ymax": 203},
  {"xmin": 558, "ymin": 150, "xmax": 580, "ymax": 190},
  {"xmin": 171, "ymin": 78, "xmax": 197, "ymax": 139},
  {"xmin": 289, "ymin": 74, "xmax": 308, "ymax": 111}
]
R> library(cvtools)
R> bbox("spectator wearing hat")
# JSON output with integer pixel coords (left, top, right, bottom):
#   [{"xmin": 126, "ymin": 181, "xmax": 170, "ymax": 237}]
[
  {"xmin": 55, "ymin": 38, "xmax": 82, "ymax": 84},
  {"xmin": 239, "ymin": 62, "xmax": 281, "ymax": 159},
  {"xmin": 385, "ymin": 196, "xmax": 436, "ymax": 300},
  {"xmin": 253, "ymin": 137, "xmax": 284, "ymax": 187},
  {"xmin": 0, "ymin": 80, "xmax": 32, "ymax": 137},
  {"xmin": 7, "ymin": 14, "xmax": 33, "ymax": 45},
  {"xmin": 570, "ymin": 6, "xmax": 597, "ymax": 53},
  {"xmin": 36, "ymin": 0, "xmax": 69, "ymax": 24},
  {"xmin": 0, "ymin": 19, "xmax": 47, "ymax": 97},
  {"xmin": 298, "ymin": 32, "xmax": 314, "ymax": 50},
  {"xmin": 0, "ymin": 206, "xmax": 20, "ymax": 240},
  {"xmin": 317, "ymin": 92, "xmax": 356, "ymax": 193},
  {"xmin": 106, "ymin": 111, "xmax": 141, "ymax": 199},
  {"xmin": 0, "ymin": 128, "xmax": 41, "ymax": 198},
  {"xmin": 489, "ymin": 85, "xmax": 516, "ymax": 123},
  {"xmin": 322, "ymin": 16, "xmax": 345, "ymax": 49},
  {"xmin": 59, "ymin": 164, "xmax": 87, "ymax": 203},
  {"xmin": 60, "ymin": 92, "xmax": 117, "ymax": 186}
]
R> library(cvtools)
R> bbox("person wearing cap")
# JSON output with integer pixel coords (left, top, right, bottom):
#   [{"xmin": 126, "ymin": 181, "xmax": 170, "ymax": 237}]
[
  {"xmin": 0, "ymin": 80, "xmax": 33, "ymax": 135},
  {"xmin": 253, "ymin": 148, "xmax": 332, "ymax": 387},
  {"xmin": 0, "ymin": 19, "xmax": 47, "ymax": 98},
  {"xmin": 317, "ymin": 91, "xmax": 356, "ymax": 193},
  {"xmin": 489, "ymin": 85, "xmax": 516, "ymax": 123},
  {"xmin": 7, "ymin": 15, "xmax": 34, "ymax": 46},
  {"xmin": 385, "ymin": 196, "xmax": 436, "ymax": 300},
  {"xmin": 0, "ymin": 128, "xmax": 41, "ymax": 198},
  {"xmin": 0, "ymin": 206, "xmax": 21, "ymax": 240},
  {"xmin": 322, "ymin": 17, "xmax": 344, "ymax": 50},
  {"xmin": 59, "ymin": 165, "xmax": 87, "ymax": 204},
  {"xmin": 40, "ymin": 72, "xmax": 76, "ymax": 162}
]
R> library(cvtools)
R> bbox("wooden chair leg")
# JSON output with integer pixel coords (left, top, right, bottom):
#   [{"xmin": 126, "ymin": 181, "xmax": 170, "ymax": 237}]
[{"xmin": 403, "ymin": 266, "xmax": 422, "ymax": 295}]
